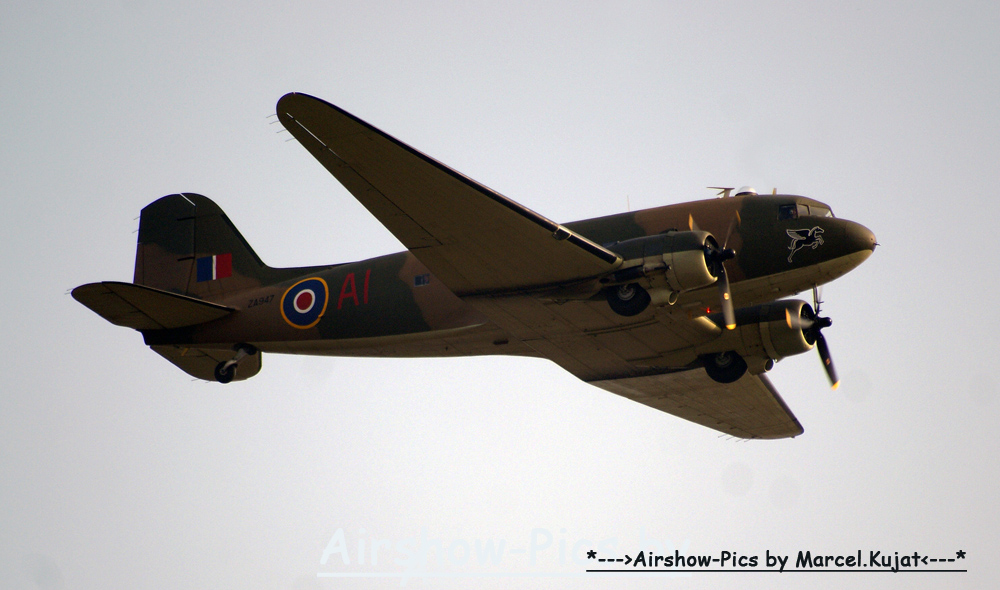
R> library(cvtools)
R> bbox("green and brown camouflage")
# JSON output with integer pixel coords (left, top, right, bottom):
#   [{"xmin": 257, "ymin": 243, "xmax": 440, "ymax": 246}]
[
  {"xmin": 72, "ymin": 93, "xmax": 876, "ymax": 439},
  {"xmin": 566, "ymin": 193, "xmax": 874, "ymax": 290},
  {"xmin": 130, "ymin": 193, "xmax": 496, "ymax": 351},
  {"xmin": 80, "ymin": 190, "xmax": 873, "ymax": 363}
]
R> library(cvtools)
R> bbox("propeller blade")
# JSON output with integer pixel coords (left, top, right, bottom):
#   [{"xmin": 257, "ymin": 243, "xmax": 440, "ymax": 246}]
[
  {"xmin": 702, "ymin": 213, "xmax": 740, "ymax": 332},
  {"xmin": 814, "ymin": 331, "xmax": 839, "ymax": 389},
  {"xmin": 688, "ymin": 213, "xmax": 699, "ymax": 232},
  {"xmin": 704, "ymin": 235, "xmax": 737, "ymax": 331},
  {"xmin": 716, "ymin": 266, "xmax": 736, "ymax": 330},
  {"xmin": 812, "ymin": 285, "xmax": 824, "ymax": 315},
  {"xmin": 722, "ymin": 211, "xmax": 741, "ymax": 249}
]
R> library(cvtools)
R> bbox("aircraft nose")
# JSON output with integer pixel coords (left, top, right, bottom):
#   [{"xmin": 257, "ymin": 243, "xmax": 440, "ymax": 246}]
[{"xmin": 844, "ymin": 220, "xmax": 877, "ymax": 254}]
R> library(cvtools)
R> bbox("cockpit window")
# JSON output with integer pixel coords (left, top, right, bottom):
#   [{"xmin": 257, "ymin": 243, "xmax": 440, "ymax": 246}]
[
  {"xmin": 778, "ymin": 203, "xmax": 834, "ymax": 221},
  {"xmin": 777, "ymin": 204, "xmax": 798, "ymax": 220},
  {"xmin": 779, "ymin": 203, "xmax": 835, "ymax": 220}
]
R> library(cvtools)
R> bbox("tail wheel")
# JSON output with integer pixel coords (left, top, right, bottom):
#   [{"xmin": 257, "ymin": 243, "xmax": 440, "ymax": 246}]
[
  {"xmin": 607, "ymin": 283, "xmax": 651, "ymax": 317},
  {"xmin": 702, "ymin": 350, "xmax": 747, "ymax": 384},
  {"xmin": 214, "ymin": 361, "xmax": 236, "ymax": 384}
]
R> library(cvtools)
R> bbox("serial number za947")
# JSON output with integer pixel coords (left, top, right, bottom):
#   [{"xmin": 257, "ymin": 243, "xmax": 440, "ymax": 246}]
[{"xmin": 247, "ymin": 295, "xmax": 274, "ymax": 308}]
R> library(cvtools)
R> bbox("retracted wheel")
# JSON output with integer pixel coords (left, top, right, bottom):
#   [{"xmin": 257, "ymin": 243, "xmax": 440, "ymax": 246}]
[
  {"xmin": 607, "ymin": 283, "xmax": 651, "ymax": 317},
  {"xmin": 702, "ymin": 350, "xmax": 748, "ymax": 384}
]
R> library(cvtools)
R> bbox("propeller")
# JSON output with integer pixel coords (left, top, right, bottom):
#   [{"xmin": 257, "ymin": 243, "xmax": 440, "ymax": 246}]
[
  {"xmin": 705, "ymin": 242, "xmax": 736, "ymax": 329},
  {"xmin": 701, "ymin": 212, "xmax": 741, "ymax": 330},
  {"xmin": 785, "ymin": 286, "xmax": 840, "ymax": 389}
]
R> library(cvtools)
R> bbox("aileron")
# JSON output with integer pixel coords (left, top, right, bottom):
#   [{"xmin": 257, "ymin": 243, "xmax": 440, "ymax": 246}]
[{"xmin": 591, "ymin": 370, "xmax": 803, "ymax": 439}]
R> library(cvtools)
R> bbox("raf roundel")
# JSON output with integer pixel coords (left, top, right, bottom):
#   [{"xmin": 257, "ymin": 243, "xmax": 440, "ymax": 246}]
[
  {"xmin": 281, "ymin": 278, "xmax": 329, "ymax": 329},
  {"xmin": 294, "ymin": 290, "xmax": 315, "ymax": 313}
]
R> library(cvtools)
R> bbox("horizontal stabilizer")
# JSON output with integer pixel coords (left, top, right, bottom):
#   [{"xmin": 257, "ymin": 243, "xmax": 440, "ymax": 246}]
[
  {"xmin": 150, "ymin": 345, "xmax": 261, "ymax": 382},
  {"xmin": 72, "ymin": 281, "xmax": 234, "ymax": 330}
]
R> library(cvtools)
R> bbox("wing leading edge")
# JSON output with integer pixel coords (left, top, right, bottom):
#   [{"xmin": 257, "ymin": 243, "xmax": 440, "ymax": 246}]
[{"xmin": 277, "ymin": 93, "xmax": 620, "ymax": 296}]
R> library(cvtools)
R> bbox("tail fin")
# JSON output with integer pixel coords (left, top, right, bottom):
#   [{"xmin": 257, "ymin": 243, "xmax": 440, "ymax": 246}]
[
  {"xmin": 75, "ymin": 193, "xmax": 277, "ymax": 383},
  {"xmin": 133, "ymin": 193, "xmax": 270, "ymax": 301}
]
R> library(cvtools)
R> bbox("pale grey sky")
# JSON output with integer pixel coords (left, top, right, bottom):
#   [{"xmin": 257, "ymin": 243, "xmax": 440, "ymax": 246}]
[{"xmin": 2, "ymin": 1, "xmax": 997, "ymax": 589}]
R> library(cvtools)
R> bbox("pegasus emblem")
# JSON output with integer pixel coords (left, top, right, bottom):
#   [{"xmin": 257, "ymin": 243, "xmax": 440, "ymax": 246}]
[{"xmin": 786, "ymin": 227, "xmax": 825, "ymax": 263}]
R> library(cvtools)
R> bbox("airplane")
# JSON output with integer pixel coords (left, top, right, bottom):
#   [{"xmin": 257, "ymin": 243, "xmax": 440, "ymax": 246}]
[{"xmin": 73, "ymin": 92, "xmax": 877, "ymax": 439}]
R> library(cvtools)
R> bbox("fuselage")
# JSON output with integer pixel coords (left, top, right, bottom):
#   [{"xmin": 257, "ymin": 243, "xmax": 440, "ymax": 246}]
[{"xmin": 143, "ymin": 194, "xmax": 876, "ymax": 359}]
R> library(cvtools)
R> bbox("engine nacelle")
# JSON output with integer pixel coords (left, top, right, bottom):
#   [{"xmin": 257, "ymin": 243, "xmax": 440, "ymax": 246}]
[
  {"xmin": 604, "ymin": 231, "xmax": 717, "ymax": 299},
  {"xmin": 718, "ymin": 300, "xmax": 815, "ymax": 363}
]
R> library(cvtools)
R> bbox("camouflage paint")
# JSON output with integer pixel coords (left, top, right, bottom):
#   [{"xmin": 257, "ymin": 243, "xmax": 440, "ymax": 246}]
[{"xmin": 130, "ymin": 191, "xmax": 874, "ymax": 357}]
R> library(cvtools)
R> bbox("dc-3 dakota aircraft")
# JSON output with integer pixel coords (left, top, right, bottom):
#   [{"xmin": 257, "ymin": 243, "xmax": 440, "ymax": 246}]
[{"xmin": 74, "ymin": 93, "xmax": 876, "ymax": 439}]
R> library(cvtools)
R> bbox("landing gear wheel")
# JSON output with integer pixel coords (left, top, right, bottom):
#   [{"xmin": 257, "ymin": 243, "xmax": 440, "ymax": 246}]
[
  {"xmin": 702, "ymin": 350, "xmax": 748, "ymax": 384},
  {"xmin": 607, "ymin": 283, "xmax": 651, "ymax": 317},
  {"xmin": 214, "ymin": 361, "xmax": 236, "ymax": 384}
]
